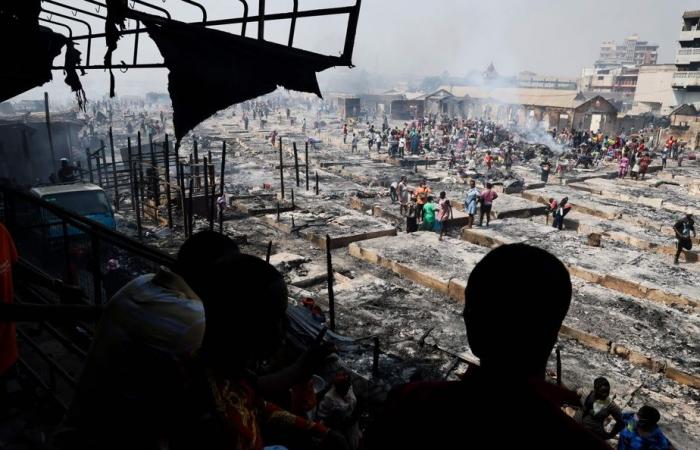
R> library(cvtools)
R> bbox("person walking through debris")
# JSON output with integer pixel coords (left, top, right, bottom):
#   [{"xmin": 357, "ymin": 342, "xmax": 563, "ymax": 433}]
[
  {"xmin": 398, "ymin": 176, "xmax": 410, "ymax": 216},
  {"xmin": 673, "ymin": 214, "xmax": 696, "ymax": 264},
  {"xmin": 399, "ymin": 134, "xmax": 406, "ymax": 158},
  {"xmin": 618, "ymin": 154, "xmax": 630, "ymax": 179},
  {"xmin": 406, "ymin": 197, "xmax": 418, "ymax": 233},
  {"xmin": 421, "ymin": 196, "xmax": 437, "ymax": 231},
  {"xmin": 173, "ymin": 254, "xmax": 348, "ymax": 450},
  {"xmin": 483, "ymin": 151, "xmax": 494, "ymax": 170},
  {"xmin": 68, "ymin": 231, "xmax": 240, "ymax": 449},
  {"xmin": 364, "ymin": 244, "xmax": 612, "ymax": 450},
  {"xmin": 464, "ymin": 179, "xmax": 480, "ymax": 229},
  {"xmin": 414, "ymin": 180, "xmax": 431, "ymax": 224},
  {"xmin": 661, "ymin": 147, "xmax": 668, "ymax": 169},
  {"xmin": 351, "ymin": 133, "xmax": 358, "ymax": 153},
  {"xmin": 574, "ymin": 377, "xmax": 625, "ymax": 441},
  {"xmin": 478, "ymin": 182, "xmax": 498, "ymax": 227},
  {"xmin": 342, "ymin": 124, "xmax": 348, "ymax": 144},
  {"xmin": 553, "ymin": 197, "xmax": 572, "ymax": 230},
  {"xmin": 617, "ymin": 406, "xmax": 675, "ymax": 450},
  {"xmin": 638, "ymin": 153, "xmax": 651, "ymax": 180},
  {"xmin": 436, "ymin": 192, "xmax": 453, "ymax": 241},
  {"xmin": 389, "ymin": 180, "xmax": 399, "ymax": 204},
  {"xmin": 540, "ymin": 158, "xmax": 552, "ymax": 183}
]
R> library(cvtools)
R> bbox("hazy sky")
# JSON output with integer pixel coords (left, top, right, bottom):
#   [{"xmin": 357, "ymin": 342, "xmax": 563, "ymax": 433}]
[{"xmin": 15, "ymin": 0, "xmax": 700, "ymax": 103}]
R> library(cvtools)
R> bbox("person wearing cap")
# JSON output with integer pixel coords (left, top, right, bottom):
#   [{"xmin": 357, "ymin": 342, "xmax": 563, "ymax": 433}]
[{"xmin": 617, "ymin": 406, "xmax": 674, "ymax": 450}]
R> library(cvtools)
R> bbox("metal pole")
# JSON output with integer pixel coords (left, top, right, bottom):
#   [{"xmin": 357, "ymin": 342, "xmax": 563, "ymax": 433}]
[
  {"xmin": 220, "ymin": 141, "xmax": 227, "ymax": 197},
  {"xmin": 193, "ymin": 138, "xmax": 199, "ymax": 187},
  {"xmin": 279, "ymin": 137, "xmax": 285, "ymax": 199},
  {"xmin": 109, "ymin": 127, "xmax": 119, "ymax": 211},
  {"xmin": 164, "ymin": 135, "xmax": 173, "ymax": 228},
  {"xmin": 44, "ymin": 92, "xmax": 57, "ymax": 173},
  {"xmin": 266, "ymin": 240, "xmax": 272, "ymax": 263},
  {"xmin": 293, "ymin": 142, "xmax": 300, "ymax": 187},
  {"xmin": 127, "ymin": 137, "xmax": 134, "ymax": 209},
  {"xmin": 137, "ymin": 131, "xmax": 145, "ymax": 204},
  {"xmin": 326, "ymin": 234, "xmax": 335, "ymax": 331},
  {"xmin": 132, "ymin": 161, "xmax": 143, "ymax": 240},
  {"xmin": 188, "ymin": 178, "xmax": 194, "ymax": 236},
  {"xmin": 291, "ymin": 189, "xmax": 294, "ymax": 209},
  {"xmin": 149, "ymin": 133, "xmax": 159, "ymax": 208},
  {"xmin": 97, "ymin": 140, "xmax": 105, "ymax": 187},
  {"xmin": 556, "ymin": 346, "xmax": 562, "ymax": 386},
  {"xmin": 203, "ymin": 156, "xmax": 210, "ymax": 228},
  {"xmin": 315, "ymin": 171, "xmax": 319, "ymax": 195},
  {"xmin": 305, "ymin": 141, "xmax": 309, "ymax": 191},
  {"xmin": 276, "ymin": 201, "xmax": 280, "ymax": 222}
]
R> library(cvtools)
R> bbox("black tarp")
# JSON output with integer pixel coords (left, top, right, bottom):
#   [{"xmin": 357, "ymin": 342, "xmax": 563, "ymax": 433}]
[
  {"xmin": 0, "ymin": 0, "xmax": 86, "ymax": 108},
  {"xmin": 144, "ymin": 18, "xmax": 338, "ymax": 143}
]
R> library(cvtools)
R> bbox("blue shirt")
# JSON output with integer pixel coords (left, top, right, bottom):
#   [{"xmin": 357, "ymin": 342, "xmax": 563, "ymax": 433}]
[{"xmin": 617, "ymin": 413, "xmax": 671, "ymax": 450}]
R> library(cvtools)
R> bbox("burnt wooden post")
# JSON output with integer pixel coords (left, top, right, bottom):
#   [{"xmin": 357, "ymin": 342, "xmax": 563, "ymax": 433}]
[
  {"xmin": 132, "ymin": 161, "xmax": 143, "ymax": 240},
  {"xmin": 219, "ymin": 141, "xmax": 227, "ymax": 233},
  {"xmin": 293, "ymin": 142, "xmax": 300, "ymax": 187},
  {"xmin": 207, "ymin": 151, "xmax": 215, "ymax": 230},
  {"xmin": 149, "ymin": 133, "xmax": 159, "ymax": 208},
  {"xmin": 187, "ymin": 178, "xmax": 194, "ymax": 237},
  {"xmin": 278, "ymin": 137, "xmax": 285, "ymax": 199},
  {"xmin": 203, "ymin": 156, "xmax": 210, "ymax": 229},
  {"xmin": 326, "ymin": 234, "xmax": 336, "ymax": 331},
  {"xmin": 108, "ymin": 127, "xmax": 119, "ymax": 211},
  {"xmin": 85, "ymin": 148, "xmax": 94, "ymax": 183},
  {"xmin": 137, "ymin": 131, "xmax": 145, "ymax": 204},
  {"xmin": 193, "ymin": 138, "xmax": 199, "ymax": 187},
  {"xmin": 164, "ymin": 135, "xmax": 173, "ymax": 228},
  {"xmin": 44, "ymin": 92, "xmax": 57, "ymax": 173},
  {"xmin": 305, "ymin": 141, "xmax": 309, "ymax": 191},
  {"xmin": 97, "ymin": 140, "xmax": 105, "ymax": 187},
  {"xmin": 315, "ymin": 171, "xmax": 319, "ymax": 195},
  {"xmin": 276, "ymin": 201, "xmax": 281, "ymax": 222},
  {"xmin": 266, "ymin": 240, "xmax": 272, "ymax": 263},
  {"xmin": 127, "ymin": 137, "xmax": 134, "ymax": 209},
  {"xmin": 291, "ymin": 189, "xmax": 295, "ymax": 209}
]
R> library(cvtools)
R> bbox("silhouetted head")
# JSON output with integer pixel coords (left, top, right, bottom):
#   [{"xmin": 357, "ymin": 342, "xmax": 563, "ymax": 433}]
[
  {"xmin": 469, "ymin": 180, "xmax": 476, "ymax": 188},
  {"xmin": 463, "ymin": 244, "xmax": 571, "ymax": 377},
  {"xmin": 198, "ymin": 254, "xmax": 288, "ymax": 375},
  {"xmin": 333, "ymin": 371, "xmax": 352, "ymax": 397},
  {"xmin": 485, "ymin": 183, "xmax": 493, "ymax": 189},
  {"xmin": 439, "ymin": 191, "xmax": 446, "ymax": 199},
  {"xmin": 427, "ymin": 196, "xmax": 434, "ymax": 203},
  {"xmin": 593, "ymin": 377, "xmax": 610, "ymax": 400},
  {"xmin": 174, "ymin": 231, "xmax": 239, "ymax": 294},
  {"xmin": 636, "ymin": 406, "xmax": 661, "ymax": 432}
]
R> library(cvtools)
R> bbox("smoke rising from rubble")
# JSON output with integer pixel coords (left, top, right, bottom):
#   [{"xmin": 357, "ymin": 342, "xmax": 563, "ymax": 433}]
[{"xmin": 517, "ymin": 127, "xmax": 566, "ymax": 155}]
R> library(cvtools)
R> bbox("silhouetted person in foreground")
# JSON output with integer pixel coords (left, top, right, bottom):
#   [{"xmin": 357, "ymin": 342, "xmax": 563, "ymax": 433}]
[
  {"xmin": 173, "ymin": 254, "xmax": 347, "ymax": 450},
  {"xmin": 365, "ymin": 244, "xmax": 611, "ymax": 450},
  {"xmin": 67, "ymin": 231, "xmax": 239, "ymax": 449}
]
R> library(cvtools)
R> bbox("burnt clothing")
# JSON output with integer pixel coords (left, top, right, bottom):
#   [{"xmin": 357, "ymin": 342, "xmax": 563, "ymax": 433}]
[{"xmin": 365, "ymin": 368, "xmax": 611, "ymax": 450}]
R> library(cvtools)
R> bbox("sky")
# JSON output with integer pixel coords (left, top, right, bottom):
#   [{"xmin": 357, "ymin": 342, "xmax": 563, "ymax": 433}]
[{"xmin": 13, "ymin": 0, "xmax": 700, "ymax": 104}]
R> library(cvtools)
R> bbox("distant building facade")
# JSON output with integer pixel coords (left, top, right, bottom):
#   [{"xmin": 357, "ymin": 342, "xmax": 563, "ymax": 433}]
[{"xmin": 595, "ymin": 35, "xmax": 658, "ymax": 70}]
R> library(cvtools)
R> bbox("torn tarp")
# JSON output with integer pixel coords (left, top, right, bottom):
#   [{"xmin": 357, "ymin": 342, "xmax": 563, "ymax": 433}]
[
  {"xmin": 0, "ymin": 1, "xmax": 64, "ymax": 102},
  {"xmin": 144, "ymin": 18, "xmax": 339, "ymax": 143},
  {"xmin": 0, "ymin": 0, "xmax": 86, "ymax": 108}
]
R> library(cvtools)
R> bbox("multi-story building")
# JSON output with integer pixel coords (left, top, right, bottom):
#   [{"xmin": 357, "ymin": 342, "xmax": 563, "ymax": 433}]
[
  {"xmin": 673, "ymin": 10, "xmax": 700, "ymax": 90},
  {"xmin": 595, "ymin": 35, "xmax": 658, "ymax": 70}
]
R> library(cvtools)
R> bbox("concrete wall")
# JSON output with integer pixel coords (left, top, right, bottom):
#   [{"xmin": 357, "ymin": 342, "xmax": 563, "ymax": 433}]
[{"xmin": 632, "ymin": 64, "xmax": 700, "ymax": 115}]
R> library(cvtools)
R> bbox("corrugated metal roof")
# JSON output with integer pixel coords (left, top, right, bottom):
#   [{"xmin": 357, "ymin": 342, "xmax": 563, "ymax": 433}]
[
  {"xmin": 438, "ymin": 85, "xmax": 584, "ymax": 109},
  {"xmin": 683, "ymin": 10, "xmax": 700, "ymax": 19}
]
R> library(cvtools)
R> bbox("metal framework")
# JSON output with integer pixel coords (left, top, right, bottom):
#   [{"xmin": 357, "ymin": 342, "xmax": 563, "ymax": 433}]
[{"xmin": 40, "ymin": 0, "xmax": 362, "ymax": 71}]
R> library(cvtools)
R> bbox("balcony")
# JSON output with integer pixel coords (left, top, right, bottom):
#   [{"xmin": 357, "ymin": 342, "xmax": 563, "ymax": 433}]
[
  {"xmin": 672, "ymin": 71, "xmax": 700, "ymax": 88},
  {"xmin": 676, "ymin": 48, "xmax": 700, "ymax": 64},
  {"xmin": 680, "ymin": 28, "xmax": 700, "ymax": 42}
]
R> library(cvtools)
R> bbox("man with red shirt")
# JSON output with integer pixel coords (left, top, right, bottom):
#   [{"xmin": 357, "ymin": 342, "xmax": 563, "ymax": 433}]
[
  {"xmin": 0, "ymin": 222, "xmax": 18, "ymax": 406},
  {"xmin": 478, "ymin": 182, "xmax": 498, "ymax": 227}
]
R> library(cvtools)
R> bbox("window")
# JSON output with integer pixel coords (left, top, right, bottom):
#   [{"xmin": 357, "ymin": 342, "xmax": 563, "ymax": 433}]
[{"xmin": 43, "ymin": 191, "xmax": 111, "ymax": 216}]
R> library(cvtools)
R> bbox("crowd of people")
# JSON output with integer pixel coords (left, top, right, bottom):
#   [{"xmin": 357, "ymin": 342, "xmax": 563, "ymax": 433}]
[{"xmin": 2, "ymin": 212, "xmax": 689, "ymax": 449}]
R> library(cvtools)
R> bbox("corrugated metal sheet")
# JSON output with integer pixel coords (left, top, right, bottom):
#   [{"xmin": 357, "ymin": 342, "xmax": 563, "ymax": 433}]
[{"xmin": 438, "ymin": 85, "xmax": 584, "ymax": 109}]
